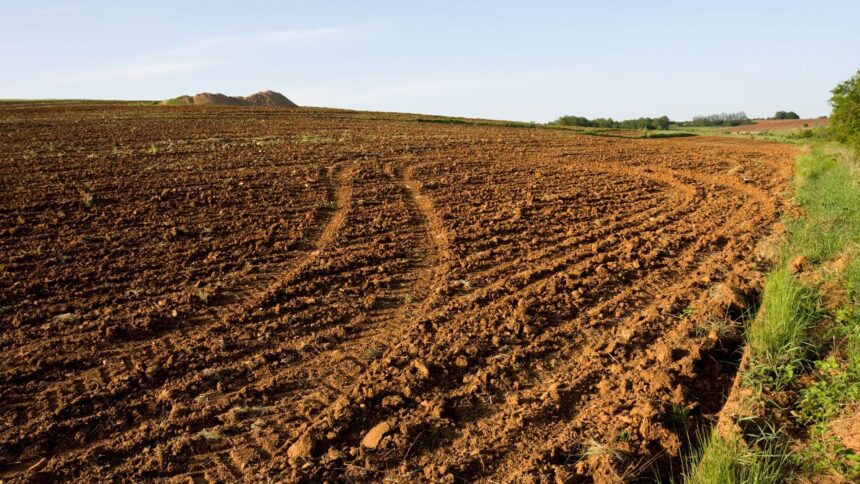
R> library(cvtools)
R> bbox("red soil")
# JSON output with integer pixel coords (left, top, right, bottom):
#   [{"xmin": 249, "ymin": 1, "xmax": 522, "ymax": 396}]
[
  {"xmin": 0, "ymin": 103, "xmax": 796, "ymax": 482},
  {"xmin": 726, "ymin": 118, "xmax": 828, "ymax": 132}
]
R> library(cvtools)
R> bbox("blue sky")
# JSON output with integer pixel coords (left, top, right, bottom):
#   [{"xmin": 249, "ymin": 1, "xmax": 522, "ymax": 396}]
[{"xmin": 2, "ymin": 0, "xmax": 858, "ymax": 121}]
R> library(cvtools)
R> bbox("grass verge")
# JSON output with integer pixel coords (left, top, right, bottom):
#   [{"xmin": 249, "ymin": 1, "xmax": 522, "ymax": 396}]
[{"xmin": 685, "ymin": 143, "xmax": 860, "ymax": 482}]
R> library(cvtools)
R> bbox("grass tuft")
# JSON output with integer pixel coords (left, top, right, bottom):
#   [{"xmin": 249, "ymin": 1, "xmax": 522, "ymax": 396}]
[
  {"xmin": 684, "ymin": 426, "xmax": 790, "ymax": 484},
  {"xmin": 745, "ymin": 269, "xmax": 820, "ymax": 389}
]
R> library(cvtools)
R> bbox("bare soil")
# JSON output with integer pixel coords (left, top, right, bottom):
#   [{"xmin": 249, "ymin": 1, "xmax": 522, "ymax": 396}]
[
  {"xmin": 727, "ymin": 118, "xmax": 828, "ymax": 133},
  {"xmin": 0, "ymin": 103, "xmax": 796, "ymax": 482}
]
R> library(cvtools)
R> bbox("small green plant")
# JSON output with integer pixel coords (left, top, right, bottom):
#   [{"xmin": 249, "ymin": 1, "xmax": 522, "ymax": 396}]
[
  {"xmin": 663, "ymin": 403, "xmax": 690, "ymax": 430},
  {"xmin": 796, "ymin": 423, "xmax": 860, "ymax": 479},
  {"xmin": 680, "ymin": 305, "xmax": 695, "ymax": 318},
  {"xmin": 80, "ymin": 190, "xmax": 96, "ymax": 207},
  {"xmin": 196, "ymin": 288, "xmax": 212, "ymax": 305},
  {"xmin": 147, "ymin": 144, "xmax": 159, "ymax": 155},
  {"xmin": 797, "ymin": 357, "xmax": 860, "ymax": 425}
]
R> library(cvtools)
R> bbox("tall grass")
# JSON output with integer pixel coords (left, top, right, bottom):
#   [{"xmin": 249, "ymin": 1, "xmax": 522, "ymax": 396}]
[
  {"xmin": 789, "ymin": 146, "xmax": 860, "ymax": 263},
  {"xmin": 684, "ymin": 427, "xmax": 789, "ymax": 484},
  {"xmin": 745, "ymin": 269, "xmax": 820, "ymax": 389},
  {"xmin": 687, "ymin": 144, "xmax": 860, "ymax": 482}
]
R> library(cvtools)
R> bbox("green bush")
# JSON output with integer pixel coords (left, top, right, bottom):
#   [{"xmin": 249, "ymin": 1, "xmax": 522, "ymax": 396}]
[
  {"xmin": 830, "ymin": 69, "xmax": 860, "ymax": 150},
  {"xmin": 773, "ymin": 111, "xmax": 800, "ymax": 120}
]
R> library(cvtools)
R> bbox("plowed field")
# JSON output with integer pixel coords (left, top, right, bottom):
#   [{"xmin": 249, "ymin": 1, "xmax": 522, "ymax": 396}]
[{"xmin": 0, "ymin": 103, "xmax": 795, "ymax": 482}]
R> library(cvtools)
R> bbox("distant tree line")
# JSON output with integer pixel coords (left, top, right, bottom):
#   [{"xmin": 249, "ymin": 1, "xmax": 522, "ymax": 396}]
[
  {"xmin": 551, "ymin": 115, "xmax": 671, "ymax": 130},
  {"xmin": 772, "ymin": 111, "xmax": 800, "ymax": 120},
  {"xmin": 685, "ymin": 112, "xmax": 751, "ymax": 127}
]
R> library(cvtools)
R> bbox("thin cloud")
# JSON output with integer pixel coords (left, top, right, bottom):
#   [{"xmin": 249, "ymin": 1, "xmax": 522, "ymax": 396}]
[
  {"xmin": 34, "ymin": 3, "xmax": 82, "ymax": 16},
  {"xmin": 161, "ymin": 26, "xmax": 350, "ymax": 57},
  {"xmin": 62, "ymin": 59, "xmax": 225, "ymax": 82},
  {"xmin": 58, "ymin": 25, "xmax": 355, "ymax": 83}
]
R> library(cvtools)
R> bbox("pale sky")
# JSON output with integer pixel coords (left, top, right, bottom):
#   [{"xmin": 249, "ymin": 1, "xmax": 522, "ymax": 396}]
[{"xmin": 2, "ymin": 0, "xmax": 858, "ymax": 121}]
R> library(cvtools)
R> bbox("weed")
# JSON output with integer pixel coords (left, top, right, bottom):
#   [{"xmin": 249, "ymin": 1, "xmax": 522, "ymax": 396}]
[
  {"xmin": 196, "ymin": 288, "xmax": 212, "ymax": 305},
  {"xmin": 796, "ymin": 422, "xmax": 860, "ymax": 479},
  {"xmin": 664, "ymin": 403, "xmax": 690, "ymax": 430},
  {"xmin": 614, "ymin": 430, "xmax": 631, "ymax": 443},
  {"xmin": 703, "ymin": 317, "xmax": 733, "ymax": 339},
  {"xmin": 583, "ymin": 439, "xmax": 624, "ymax": 462},
  {"xmin": 299, "ymin": 133, "xmax": 331, "ymax": 144},
  {"xmin": 147, "ymin": 144, "xmax": 159, "ymax": 155},
  {"xmin": 80, "ymin": 190, "xmax": 96, "ymax": 207},
  {"xmin": 796, "ymin": 356, "xmax": 860, "ymax": 425}
]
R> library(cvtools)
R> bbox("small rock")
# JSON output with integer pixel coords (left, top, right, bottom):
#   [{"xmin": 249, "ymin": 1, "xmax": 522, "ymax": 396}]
[
  {"xmin": 287, "ymin": 433, "xmax": 315, "ymax": 461},
  {"xmin": 52, "ymin": 313, "xmax": 79, "ymax": 324},
  {"xmin": 381, "ymin": 395, "xmax": 405, "ymax": 408},
  {"xmin": 169, "ymin": 403, "xmax": 189, "ymax": 419},
  {"xmin": 411, "ymin": 360, "xmax": 430, "ymax": 379},
  {"xmin": 361, "ymin": 421, "xmax": 392, "ymax": 449},
  {"xmin": 544, "ymin": 383, "xmax": 562, "ymax": 403}
]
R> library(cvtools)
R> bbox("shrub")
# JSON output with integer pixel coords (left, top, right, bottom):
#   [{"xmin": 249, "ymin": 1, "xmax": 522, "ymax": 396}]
[
  {"xmin": 773, "ymin": 111, "xmax": 801, "ymax": 120},
  {"xmin": 830, "ymin": 69, "xmax": 860, "ymax": 150}
]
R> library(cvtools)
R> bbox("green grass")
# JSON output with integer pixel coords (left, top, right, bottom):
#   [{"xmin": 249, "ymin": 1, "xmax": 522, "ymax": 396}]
[
  {"xmin": 790, "ymin": 146, "xmax": 860, "ymax": 263},
  {"xmin": 684, "ymin": 427, "xmax": 789, "ymax": 484},
  {"xmin": 688, "ymin": 144, "xmax": 860, "ymax": 482},
  {"xmin": 744, "ymin": 145, "xmax": 860, "ymax": 391},
  {"xmin": 744, "ymin": 269, "xmax": 821, "ymax": 390},
  {"xmin": 159, "ymin": 97, "xmax": 191, "ymax": 106}
]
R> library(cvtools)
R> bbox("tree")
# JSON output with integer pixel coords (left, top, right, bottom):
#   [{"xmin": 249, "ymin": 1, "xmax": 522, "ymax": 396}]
[
  {"xmin": 773, "ymin": 111, "xmax": 800, "ymax": 120},
  {"xmin": 550, "ymin": 114, "xmax": 673, "ymax": 130},
  {"xmin": 690, "ymin": 112, "xmax": 750, "ymax": 127},
  {"xmin": 552, "ymin": 115, "xmax": 592, "ymax": 127},
  {"xmin": 830, "ymin": 69, "xmax": 860, "ymax": 149}
]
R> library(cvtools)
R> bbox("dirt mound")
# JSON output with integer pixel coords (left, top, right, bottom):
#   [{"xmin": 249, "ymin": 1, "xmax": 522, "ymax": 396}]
[
  {"xmin": 243, "ymin": 90, "xmax": 298, "ymax": 107},
  {"xmin": 160, "ymin": 90, "xmax": 298, "ymax": 107}
]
